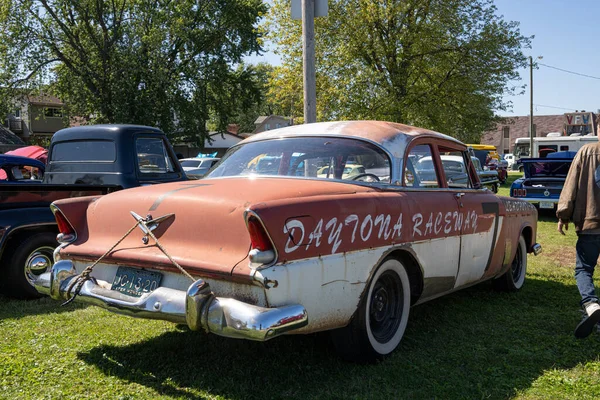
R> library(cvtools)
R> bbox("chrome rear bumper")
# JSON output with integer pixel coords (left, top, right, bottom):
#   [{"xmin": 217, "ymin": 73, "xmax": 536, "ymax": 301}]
[
  {"xmin": 532, "ymin": 243, "xmax": 542, "ymax": 256},
  {"xmin": 35, "ymin": 260, "xmax": 308, "ymax": 341}
]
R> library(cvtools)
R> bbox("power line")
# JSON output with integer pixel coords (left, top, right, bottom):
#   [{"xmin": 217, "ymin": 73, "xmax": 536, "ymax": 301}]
[
  {"xmin": 533, "ymin": 103, "xmax": 577, "ymax": 111},
  {"xmin": 538, "ymin": 63, "xmax": 600, "ymax": 81}
]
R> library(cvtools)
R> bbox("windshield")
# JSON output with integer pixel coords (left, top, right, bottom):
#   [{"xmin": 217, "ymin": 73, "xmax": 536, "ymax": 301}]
[
  {"xmin": 207, "ymin": 137, "xmax": 391, "ymax": 183},
  {"xmin": 514, "ymin": 143, "xmax": 530, "ymax": 158}
]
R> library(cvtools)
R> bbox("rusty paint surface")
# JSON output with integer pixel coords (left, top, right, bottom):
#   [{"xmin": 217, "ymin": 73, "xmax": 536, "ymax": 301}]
[
  {"xmin": 240, "ymin": 121, "xmax": 464, "ymax": 155},
  {"xmin": 57, "ymin": 178, "xmax": 375, "ymax": 277}
]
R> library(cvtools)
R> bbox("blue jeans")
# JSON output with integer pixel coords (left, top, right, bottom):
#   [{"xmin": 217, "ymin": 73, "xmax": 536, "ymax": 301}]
[{"xmin": 575, "ymin": 234, "xmax": 600, "ymax": 306}]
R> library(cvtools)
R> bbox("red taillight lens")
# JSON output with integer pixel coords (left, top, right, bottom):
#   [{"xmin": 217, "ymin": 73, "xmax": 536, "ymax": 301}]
[
  {"xmin": 247, "ymin": 217, "xmax": 272, "ymax": 251},
  {"xmin": 54, "ymin": 209, "xmax": 74, "ymax": 235},
  {"xmin": 512, "ymin": 188, "xmax": 527, "ymax": 197}
]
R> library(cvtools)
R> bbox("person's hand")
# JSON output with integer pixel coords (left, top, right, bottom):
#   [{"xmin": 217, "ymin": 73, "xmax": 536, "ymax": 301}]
[{"xmin": 558, "ymin": 220, "xmax": 569, "ymax": 235}]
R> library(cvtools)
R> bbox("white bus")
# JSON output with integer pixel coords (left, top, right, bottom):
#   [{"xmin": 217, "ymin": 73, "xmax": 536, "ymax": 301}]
[{"xmin": 513, "ymin": 135, "xmax": 597, "ymax": 165}]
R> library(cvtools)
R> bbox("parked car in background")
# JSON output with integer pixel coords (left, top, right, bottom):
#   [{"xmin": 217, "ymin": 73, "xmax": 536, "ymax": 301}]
[
  {"xmin": 414, "ymin": 155, "xmax": 499, "ymax": 192},
  {"xmin": 5, "ymin": 145, "xmax": 48, "ymax": 164},
  {"xmin": 317, "ymin": 164, "xmax": 366, "ymax": 179},
  {"xmin": 471, "ymin": 156, "xmax": 500, "ymax": 193},
  {"xmin": 0, "ymin": 155, "xmax": 45, "ymax": 182},
  {"xmin": 37, "ymin": 121, "xmax": 541, "ymax": 362},
  {"xmin": 180, "ymin": 157, "xmax": 220, "ymax": 178},
  {"xmin": 468, "ymin": 146, "xmax": 507, "ymax": 184},
  {"xmin": 510, "ymin": 151, "xmax": 576, "ymax": 210},
  {"xmin": 504, "ymin": 153, "xmax": 515, "ymax": 169},
  {"xmin": 0, "ymin": 125, "xmax": 187, "ymax": 299}
]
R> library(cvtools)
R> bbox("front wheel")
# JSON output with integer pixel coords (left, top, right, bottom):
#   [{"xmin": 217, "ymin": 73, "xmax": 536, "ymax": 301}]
[
  {"xmin": 493, "ymin": 235, "xmax": 527, "ymax": 291},
  {"xmin": 3, "ymin": 232, "xmax": 57, "ymax": 299},
  {"xmin": 331, "ymin": 258, "xmax": 411, "ymax": 363}
]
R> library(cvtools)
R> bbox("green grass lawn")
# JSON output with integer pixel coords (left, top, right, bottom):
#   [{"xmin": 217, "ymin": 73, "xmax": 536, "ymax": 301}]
[{"xmin": 2, "ymin": 174, "xmax": 600, "ymax": 399}]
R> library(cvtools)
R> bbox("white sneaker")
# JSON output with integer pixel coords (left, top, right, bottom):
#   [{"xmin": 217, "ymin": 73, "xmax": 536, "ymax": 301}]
[
  {"xmin": 575, "ymin": 302, "xmax": 600, "ymax": 339},
  {"xmin": 586, "ymin": 302, "xmax": 600, "ymax": 317}
]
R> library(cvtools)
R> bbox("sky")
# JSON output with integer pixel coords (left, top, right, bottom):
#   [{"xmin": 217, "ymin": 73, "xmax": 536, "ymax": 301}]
[{"xmin": 245, "ymin": 0, "xmax": 600, "ymax": 118}]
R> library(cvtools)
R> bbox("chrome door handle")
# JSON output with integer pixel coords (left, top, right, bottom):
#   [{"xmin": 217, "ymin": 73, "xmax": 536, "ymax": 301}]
[{"xmin": 455, "ymin": 192, "xmax": 464, "ymax": 207}]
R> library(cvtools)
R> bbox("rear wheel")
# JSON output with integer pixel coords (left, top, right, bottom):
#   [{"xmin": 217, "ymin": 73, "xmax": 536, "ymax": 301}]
[
  {"xmin": 493, "ymin": 235, "xmax": 527, "ymax": 291},
  {"xmin": 331, "ymin": 258, "xmax": 411, "ymax": 363},
  {"xmin": 3, "ymin": 233, "xmax": 57, "ymax": 299}
]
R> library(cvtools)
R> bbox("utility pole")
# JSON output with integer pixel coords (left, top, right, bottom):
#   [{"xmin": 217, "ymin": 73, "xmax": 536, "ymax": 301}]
[
  {"xmin": 302, "ymin": 0, "xmax": 317, "ymax": 124},
  {"xmin": 529, "ymin": 55, "xmax": 534, "ymax": 158}
]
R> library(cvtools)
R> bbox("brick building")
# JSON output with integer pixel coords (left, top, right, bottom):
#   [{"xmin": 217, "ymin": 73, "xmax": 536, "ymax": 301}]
[{"xmin": 481, "ymin": 112, "xmax": 598, "ymax": 154}]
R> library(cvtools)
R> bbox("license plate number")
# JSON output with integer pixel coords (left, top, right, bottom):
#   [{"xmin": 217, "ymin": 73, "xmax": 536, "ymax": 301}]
[
  {"xmin": 111, "ymin": 267, "xmax": 162, "ymax": 297},
  {"xmin": 539, "ymin": 201, "xmax": 554, "ymax": 209}
]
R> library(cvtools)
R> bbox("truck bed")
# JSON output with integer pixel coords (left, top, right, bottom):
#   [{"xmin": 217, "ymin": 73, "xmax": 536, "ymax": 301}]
[{"xmin": 0, "ymin": 183, "xmax": 119, "ymax": 210}]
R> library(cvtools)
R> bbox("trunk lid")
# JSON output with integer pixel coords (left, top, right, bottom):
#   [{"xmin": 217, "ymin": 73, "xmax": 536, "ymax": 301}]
[{"xmin": 59, "ymin": 177, "xmax": 373, "ymax": 276}]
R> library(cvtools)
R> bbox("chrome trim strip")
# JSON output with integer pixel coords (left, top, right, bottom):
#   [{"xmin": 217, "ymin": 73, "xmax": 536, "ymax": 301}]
[
  {"xmin": 34, "ymin": 261, "xmax": 308, "ymax": 341},
  {"xmin": 515, "ymin": 198, "xmax": 559, "ymax": 204}
]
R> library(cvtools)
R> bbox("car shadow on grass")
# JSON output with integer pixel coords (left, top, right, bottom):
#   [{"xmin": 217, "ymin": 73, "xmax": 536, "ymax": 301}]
[
  {"xmin": 77, "ymin": 276, "xmax": 600, "ymax": 400},
  {"xmin": 0, "ymin": 294, "xmax": 87, "ymax": 320}
]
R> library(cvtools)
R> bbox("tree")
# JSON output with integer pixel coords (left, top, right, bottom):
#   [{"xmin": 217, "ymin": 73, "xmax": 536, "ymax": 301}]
[
  {"xmin": 0, "ymin": 0, "xmax": 267, "ymax": 145},
  {"xmin": 266, "ymin": 0, "xmax": 531, "ymax": 142}
]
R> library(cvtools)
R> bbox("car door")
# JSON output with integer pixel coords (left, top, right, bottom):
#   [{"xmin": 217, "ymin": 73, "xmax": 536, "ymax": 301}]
[
  {"xmin": 403, "ymin": 141, "xmax": 462, "ymax": 299},
  {"xmin": 438, "ymin": 145, "xmax": 502, "ymax": 288}
]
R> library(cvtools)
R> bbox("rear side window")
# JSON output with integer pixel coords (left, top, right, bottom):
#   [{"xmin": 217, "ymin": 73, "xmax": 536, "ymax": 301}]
[
  {"xmin": 136, "ymin": 137, "xmax": 176, "ymax": 174},
  {"xmin": 51, "ymin": 140, "xmax": 116, "ymax": 162},
  {"xmin": 406, "ymin": 144, "xmax": 439, "ymax": 188}
]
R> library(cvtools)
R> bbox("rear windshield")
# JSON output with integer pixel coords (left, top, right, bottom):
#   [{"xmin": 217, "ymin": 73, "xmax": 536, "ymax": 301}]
[
  {"xmin": 207, "ymin": 137, "xmax": 391, "ymax": 183},
  {"xmin": 51, "ymin": 140, "xmax": 116, "ymax": 162}
]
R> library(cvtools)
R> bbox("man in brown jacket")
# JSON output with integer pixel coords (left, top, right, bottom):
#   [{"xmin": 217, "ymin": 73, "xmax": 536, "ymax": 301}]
[{"xmin": 557, "ymin": 141, "xmax": 600, "ymax": 338}]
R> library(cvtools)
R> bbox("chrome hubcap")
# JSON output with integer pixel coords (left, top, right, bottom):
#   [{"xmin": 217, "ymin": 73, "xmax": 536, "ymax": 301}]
[{"xmin": 25, "ymin": 247, "xmax": 54, "ymax": 285}]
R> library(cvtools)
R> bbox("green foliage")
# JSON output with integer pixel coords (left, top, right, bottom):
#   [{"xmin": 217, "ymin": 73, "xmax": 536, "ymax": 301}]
[
  {"xmin": 266, "ymin": 0, "xmax": 532, "ymax": 142},
  {"xmin": 0, "ymin": 0, "xmax": 267, "ymax": 144}
]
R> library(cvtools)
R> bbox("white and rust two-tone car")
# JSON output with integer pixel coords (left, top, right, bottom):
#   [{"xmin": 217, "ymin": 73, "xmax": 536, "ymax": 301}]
[{"xmin": 36, "ymin": 121, "xmax": 541, "ymax": 362}]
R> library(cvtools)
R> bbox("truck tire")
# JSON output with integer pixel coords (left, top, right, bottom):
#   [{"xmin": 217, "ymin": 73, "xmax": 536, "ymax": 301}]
[{"xmin": 4, "ymin": 232, "xmax": 57, "ymax": 299}]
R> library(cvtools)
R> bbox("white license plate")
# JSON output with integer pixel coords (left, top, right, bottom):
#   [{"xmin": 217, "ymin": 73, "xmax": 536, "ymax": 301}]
[
  {"xmin": 111, "ymin": 266, "xmax": 162, "ymax": 297},
  {"xmin": 539, "ymin": 201, "xmax": 554, "ymax": 209}
]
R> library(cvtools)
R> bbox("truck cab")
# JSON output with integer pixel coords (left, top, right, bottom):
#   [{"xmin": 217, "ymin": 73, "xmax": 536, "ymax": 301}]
[
  {"xmin": 44, "ymin": 125, "xmax": 186, "ymax": 187},
  {"xmin": 0, "ymin": 125, "xmax": 186, "ymax": 299}
]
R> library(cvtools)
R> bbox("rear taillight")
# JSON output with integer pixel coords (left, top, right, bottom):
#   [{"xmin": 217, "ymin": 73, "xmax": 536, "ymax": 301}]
[
  {"xmin": 247, "ymin": 216, "xmax": 272, "ymax": 251},
  {"xmin": 512, "ymin": 188, "xmax": 527, "ymax": 197},
  {"xmin": 52, "ymin": 206, "xmax": 76, "ymax": 243},
  {"xmin": 246, "ymin": 215, "xmax": 275, "ymax": 265}
]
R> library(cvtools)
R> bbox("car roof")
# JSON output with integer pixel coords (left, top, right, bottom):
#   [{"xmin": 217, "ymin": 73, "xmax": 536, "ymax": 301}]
[
  {"xmin": 0, "ymin": 154, "xmax": 45, "ymax": 168},
  {"xmin": 239, "ymin": 121, "xmax": 465, "ymax": 156},
  {"xmin": 52, "ymin": 124, "xmax": 164, "ymax": 142},
  {"xmin": 546, "ymin": 151, "xmax": 577, "ymax": 159}
]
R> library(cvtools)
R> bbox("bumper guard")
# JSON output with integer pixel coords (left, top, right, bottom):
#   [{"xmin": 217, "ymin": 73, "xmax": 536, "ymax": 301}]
[{"xmin": 35, "ymin": 260, "xmax": 308, "ymax": 341}]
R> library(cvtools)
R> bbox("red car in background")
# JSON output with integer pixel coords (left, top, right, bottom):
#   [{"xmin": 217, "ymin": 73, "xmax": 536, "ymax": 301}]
[{"xmin": 5, "ymin": 145, "xmax": 48, "ymax": 164}]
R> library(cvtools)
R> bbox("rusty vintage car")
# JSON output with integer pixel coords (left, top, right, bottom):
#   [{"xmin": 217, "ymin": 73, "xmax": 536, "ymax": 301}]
[{"xmin": 35, "ymin": 121, "xmax": 541, "ymax": 362}]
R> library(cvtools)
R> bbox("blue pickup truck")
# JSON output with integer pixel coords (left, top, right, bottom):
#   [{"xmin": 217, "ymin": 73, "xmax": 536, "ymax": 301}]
[
  {"xmin": 510, "ymin": 151, "xmax": 576, "ymax": 210},
  {"xmin": 0, "ymin": 125, "xmax": 187, "ymax": 299}
]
